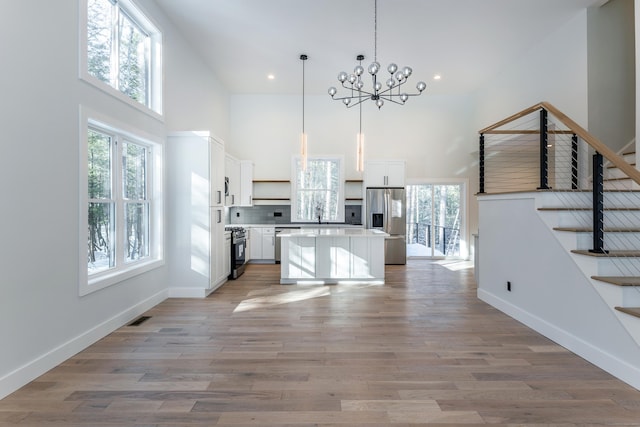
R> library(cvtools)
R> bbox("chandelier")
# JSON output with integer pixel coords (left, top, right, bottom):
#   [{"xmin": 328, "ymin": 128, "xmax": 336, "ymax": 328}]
[{"xmin": 328, "ymin": 0, "xmax": 426, "ymax": 109}]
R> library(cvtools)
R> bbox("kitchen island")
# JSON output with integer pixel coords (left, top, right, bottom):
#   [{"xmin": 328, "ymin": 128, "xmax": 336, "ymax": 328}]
[{"xmin": 278, "ymin": 228, "xmax": 388, "ymax": 284}]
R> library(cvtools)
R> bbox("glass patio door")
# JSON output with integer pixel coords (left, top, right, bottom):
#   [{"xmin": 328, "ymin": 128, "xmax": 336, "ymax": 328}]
[{"xmin": 406, "ymin": 183, "xmax": 463, "ymax": 258}]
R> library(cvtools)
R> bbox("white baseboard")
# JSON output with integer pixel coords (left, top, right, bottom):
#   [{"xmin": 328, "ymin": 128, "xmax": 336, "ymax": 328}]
[
  {"xmin": 478, "ymin": 288, "xmax": 640, "ymax": 390},
  {"xmin": 0, "ymin": 290, "xmax": 168, "ymax": 400},
  {"xmin": 167, "ymin": 287, "xmax": 212, "ymax": 298}
]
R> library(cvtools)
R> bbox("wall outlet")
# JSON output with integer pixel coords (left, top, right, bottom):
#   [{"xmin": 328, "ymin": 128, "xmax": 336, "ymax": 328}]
[{"xmin": 507, "ymin": 281, "xmax": 512, "ymax": 292}]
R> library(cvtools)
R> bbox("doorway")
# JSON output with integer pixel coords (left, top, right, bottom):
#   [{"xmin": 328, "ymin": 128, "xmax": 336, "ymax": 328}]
[{"xmin": 406, "ymin": 183, "xmax": 464, "ymax": 258}]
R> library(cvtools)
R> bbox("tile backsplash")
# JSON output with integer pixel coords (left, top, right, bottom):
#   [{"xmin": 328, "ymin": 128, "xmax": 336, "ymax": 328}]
[{"xmin": 228, "ymin": 205, "xmax": 362, "ymax": 225}]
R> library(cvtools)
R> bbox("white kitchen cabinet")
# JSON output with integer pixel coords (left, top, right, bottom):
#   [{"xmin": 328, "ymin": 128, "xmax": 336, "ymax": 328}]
[
  {"xmin": 315, "ymin": 236, "xmax": 350, "ymax": 279},
  {"xmin": 225, "ymin": 154, "xmax": 240, "ymax": 206},
  {"xmin": 279, "ymin": 229, "xmax": 386, "ymax": 284},
  {"xmin": 281, "ymin": 236, "xmax": 315, "ymax": 279},
  {"xmin": 364, "ymin": 160, "xmax": 405, "ymax": 187},
  {"xmin": 167, "ymin": 131, "xmax": 227, "ymax": 297},
  {"xmin": 223, "ymin": 231, "xmax": 231, "ymax": 279},
  {"xmin": 249, "ymin": 228, "xmax": 262, "ymax": 260},
  {"xmin": 261, "ymin": 227, "xmax": 275, "ymax": 260},
  {"xmin": 210, "ymin": 139, "xmax": 225, "ymax": 206},
  {"xmin": 248, "ymin": 226, "xmax": 275, "ymax": 262},
  {"xmin": 210, "ymin": 207, "xmax": 227, "ymax": 287},
  {"xmin": 239, "ymin": 160, "xmax": 254, "ymax": 206},
  {"xmin": 350, "ymin": 236, "xmax": 384, "ymax": 279}
]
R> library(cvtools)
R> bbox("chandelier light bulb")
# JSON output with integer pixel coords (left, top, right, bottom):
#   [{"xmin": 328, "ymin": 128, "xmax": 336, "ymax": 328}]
[
  {"xmin": 354, "ymin": 65, "xmax": 364, "ymax": 76},
  {"xmin": 416, "ymin": 81, "xmax": 427, "ymax": 92},
  {"xmin": 338, "ymin": 71, "xmax": 348, "ymax": 82},
  {"xmin": 376, "ymin": 98, "xmax": 384, "ymax": 108},
  {"xmin": 368, "ymin": 61, "xmax": 380, "ymax": 75},
  {"xmin": 328, "ymin": 86, "xmax": 337, "ymax": 97},
  {"xmin": 395, "ymin": 71, "xmax": 405, "ymax": 82},
  {"xmin": 356, "ymin": 80, "xmax": 364, "ymax": 90},
  {"xmin": 386, "ymin": 78, "xmax": 394, "ymax": 88},
  {"xmin": 343, "ymin": 98, "xmax": 351, "ymax": 106},
  {"xmin": 348, "ymin": 74, "xmax": 357, "ymax": 84},
  {"xmin": 400, "ymin": 93, "xmax": 409, "ymax": 102},
  {"xmin": 387, "ymin": 63, "xmax": 398, "ymax": 74},
  {"xmin": 374, "ymin": 81, "xmax": 382, "ymax": 91},
  {"xmin": 402, "ymin": 66, "xmax": 412, "ymax": 78}
]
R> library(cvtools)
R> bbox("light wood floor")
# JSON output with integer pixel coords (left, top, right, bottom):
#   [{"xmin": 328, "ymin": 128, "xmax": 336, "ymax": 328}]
[{"xmin": 2, "ymin": 261, "xmax": 640, "ymax": 426}]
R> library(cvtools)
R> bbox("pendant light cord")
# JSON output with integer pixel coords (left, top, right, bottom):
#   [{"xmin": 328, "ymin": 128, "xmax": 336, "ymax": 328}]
[
  {"xmin": 301, "ymin": 54, "xmax": 307, "ymax": 134},
  {"xmin": 373, "ymin": 0, "xmax": 377, "ymax": 63}
]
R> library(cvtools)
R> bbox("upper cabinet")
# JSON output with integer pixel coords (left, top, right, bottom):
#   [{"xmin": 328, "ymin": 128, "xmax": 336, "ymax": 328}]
[
  {"xmin": 364, "ymin": 160, "xmax": 405, "ymax": 187},
  {"xmin": 210, "ymin": 137, "xmax": 225, "ymax": 206},
  {"xmin": 239, "ymin": 160, "xmax": 254, "ymax": 206},
  {"xmin": 225, "ymin": 154, "xmax": 241, "ymax": 206}
]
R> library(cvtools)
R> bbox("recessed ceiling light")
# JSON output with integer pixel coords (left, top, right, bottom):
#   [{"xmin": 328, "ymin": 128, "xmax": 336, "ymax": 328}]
[
  {"xmin": 433, "ymin": 74, "xmax": 442, "ymax": 80},
  {"xmin": 267, "ymin": 74, "xmax": 275, "ymax": 80}
]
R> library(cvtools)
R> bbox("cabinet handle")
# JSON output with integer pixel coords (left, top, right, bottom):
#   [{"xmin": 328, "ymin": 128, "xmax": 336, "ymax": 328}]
[
  {"xmin": 217, "ymin": 209, "xmax": 222, "ymax": 224},
  {"xmin": 232, "ymin": 195, "xmax": 235, "ymax": 205},
  {"xmin": 217, "ymin": 190, "xmax": 222, "ymax": 205}
]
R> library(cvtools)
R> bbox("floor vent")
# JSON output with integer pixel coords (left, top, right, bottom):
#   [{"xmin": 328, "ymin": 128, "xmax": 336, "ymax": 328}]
[{"xmin": 128, "ymin": 316, "xmax": 151, "ymax": 326}]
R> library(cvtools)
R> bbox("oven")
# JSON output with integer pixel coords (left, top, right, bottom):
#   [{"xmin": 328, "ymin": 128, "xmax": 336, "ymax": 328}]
[{"xmin": 227, "ymin": 227, "xmax": 246, "ymax": 279}]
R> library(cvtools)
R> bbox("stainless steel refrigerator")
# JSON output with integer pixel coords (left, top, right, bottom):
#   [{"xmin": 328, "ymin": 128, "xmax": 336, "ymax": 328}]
[{"xmin": 366, "ymin": 187, "xmax": 406, "ymax": 265}]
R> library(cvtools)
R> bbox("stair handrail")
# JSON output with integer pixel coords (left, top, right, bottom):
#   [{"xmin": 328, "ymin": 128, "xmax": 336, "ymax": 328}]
[{"xmin": 479, "ymin": 101, "xmax": 640, "ymax": 186}]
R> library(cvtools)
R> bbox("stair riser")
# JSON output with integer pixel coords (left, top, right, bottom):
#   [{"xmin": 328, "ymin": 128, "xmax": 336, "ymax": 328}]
[
  {"xmin": 549, "ymin": 211, "xmax": 640, "ymax": 228},
  {"xmin": 540, "ymin": 191, "xmax": 640, "ymax": 209},
  {"xmin": 595, "ymin": 257, "xmax": 640, "ymax": 276},
  {"xmin": 574, "ymin": 233, "xmax": 640, "ymax": 251},
  {"xmin": 604, "ymin": 180, "xmax": 640, "ymax": 191},
  {"xmin": 606, "ymin": 167, "xmax": 634, "ymax": 180}
]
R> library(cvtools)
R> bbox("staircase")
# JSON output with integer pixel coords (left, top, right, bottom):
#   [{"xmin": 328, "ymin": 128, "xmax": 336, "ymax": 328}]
[
  {"xmin": 536, "ymin": 184, "xmax": 640, "ymax": 345},
  {"xmin": 477, "ymin": 102, "xmax": 640, "ymax": 388}
]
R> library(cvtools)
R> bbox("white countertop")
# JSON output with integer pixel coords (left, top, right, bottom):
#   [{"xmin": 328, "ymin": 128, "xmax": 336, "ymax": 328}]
[
  {"xmin": 232, "ymin": 223, "xmax": 363, "ymax": 229},
  {"xmin": 277, "ymin": 228, "xmax": 388, "ymax": 237}
]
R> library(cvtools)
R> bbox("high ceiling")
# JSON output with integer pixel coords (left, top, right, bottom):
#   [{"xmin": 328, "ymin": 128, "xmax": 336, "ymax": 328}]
[{"xmin": 154, "ymin": 0, "xmax": 604, "ymax": 96}]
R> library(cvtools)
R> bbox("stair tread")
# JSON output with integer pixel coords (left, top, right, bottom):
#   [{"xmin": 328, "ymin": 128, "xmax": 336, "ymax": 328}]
[
  {"xmin": 554, "ymin": 227, "xmax": 640, "ymax": 232},
  {"xmin": 615, "ymin": 307, "xmax": 640, "ymax": 318},
  {"xmin": 592, "ymin": 276, "xmax": 640, "ymax": 286},
  {"xmin": 571, "ymin": 249, "xmax": 640, "ymax": 257},
  {"xmin": 539, "ymin": 207, "xmax": 640, "ymax": 211}
]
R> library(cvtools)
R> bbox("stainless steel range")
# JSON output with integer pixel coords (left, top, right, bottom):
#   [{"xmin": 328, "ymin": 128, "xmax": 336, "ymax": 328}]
[{"xmin": 226, "ymin": 227, "xmax": 246, "ymax": 279}]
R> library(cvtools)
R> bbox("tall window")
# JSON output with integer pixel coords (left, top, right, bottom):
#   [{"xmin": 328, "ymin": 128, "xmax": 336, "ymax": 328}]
[
  {"xmin": 291, "ymin": 157, "xmax": 344, "ymax": 223},
  {"xmin": 82, "ymin": 114, "xmax": 162, "ymax": 295},
  {"xmin": 83, "ymin": 0, "xmax": 162, "ymax": 115}
]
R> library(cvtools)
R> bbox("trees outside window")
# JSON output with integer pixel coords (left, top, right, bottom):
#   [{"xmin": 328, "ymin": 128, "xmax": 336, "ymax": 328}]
[
  {"xmin": 85, "ymin": 0, "xmax": 161, "ymax": 114},
  {"xmin": 406, "ymin": 184, "xmax": 464, "ymax": 258},
  {"xmin": 87, "ymin": 125, "xmax": 152, "ymax": 277},
  {"xmin": 292, "ymin": 157, "xmax": 344, "ymax": 223}
]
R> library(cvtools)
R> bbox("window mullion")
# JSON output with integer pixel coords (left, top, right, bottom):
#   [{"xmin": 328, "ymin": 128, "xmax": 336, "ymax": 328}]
[
  {"xmin": 114, "ymin": 135, "xmax": 125, "ymax": 268},
  {"xmin": 111, "ymin": 3, "xmax": 120, "ymax": 91}
]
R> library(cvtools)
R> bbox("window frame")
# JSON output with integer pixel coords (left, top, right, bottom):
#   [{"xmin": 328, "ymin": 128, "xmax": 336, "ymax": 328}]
[
  {"xmin": 290, "ymin": 155, "xmax": 345, "ymax": 223},
  {"xmin": 80, "ymin": 0, "xmax": 163, "ymax": 119},
  {"xmin": 79, "ymin": 107, "xmax": 164, "ymax": 296}
]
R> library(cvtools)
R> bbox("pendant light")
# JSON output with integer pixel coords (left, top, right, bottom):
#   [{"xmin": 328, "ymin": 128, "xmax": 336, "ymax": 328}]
[
  {"xmin": 300, "ymin": 54, "xmax": 308, "ymax": 171},
  {"xmin": 328, "ymin": 0, "xmax": 426, "ymax": 109},
  {"xmin": 356, "ymin": 82, "xmax": 365, "ymax": 172}
]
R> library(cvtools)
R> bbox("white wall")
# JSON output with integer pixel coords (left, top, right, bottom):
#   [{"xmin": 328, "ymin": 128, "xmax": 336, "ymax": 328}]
[
  {"xmin": 478, "ymin": 193, "xmax": 640, "ymax": 389},
  {"xmin": 230, "ymin": 93, "xmax": 476, "ymax": 181},
  {"xmin": 587, "ymin": 0, "xmax": 635, "ymax": 153},
  {"xmin": 0, "ymin": 0, "xmax": 228, "ymax": 398},
  {"xmin": 473, "ymin": 11, "xmax": 589, "ymax": 131}
]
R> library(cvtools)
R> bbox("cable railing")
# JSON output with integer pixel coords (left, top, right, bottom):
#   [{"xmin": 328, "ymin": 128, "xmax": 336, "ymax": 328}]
[
  {"xmin": 407, "ymin": 222, "xmax": 460, "ymax": 256},
  {"xmin": 479, "ymin": 101, "xmax": 640, "ymax": 284}
]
